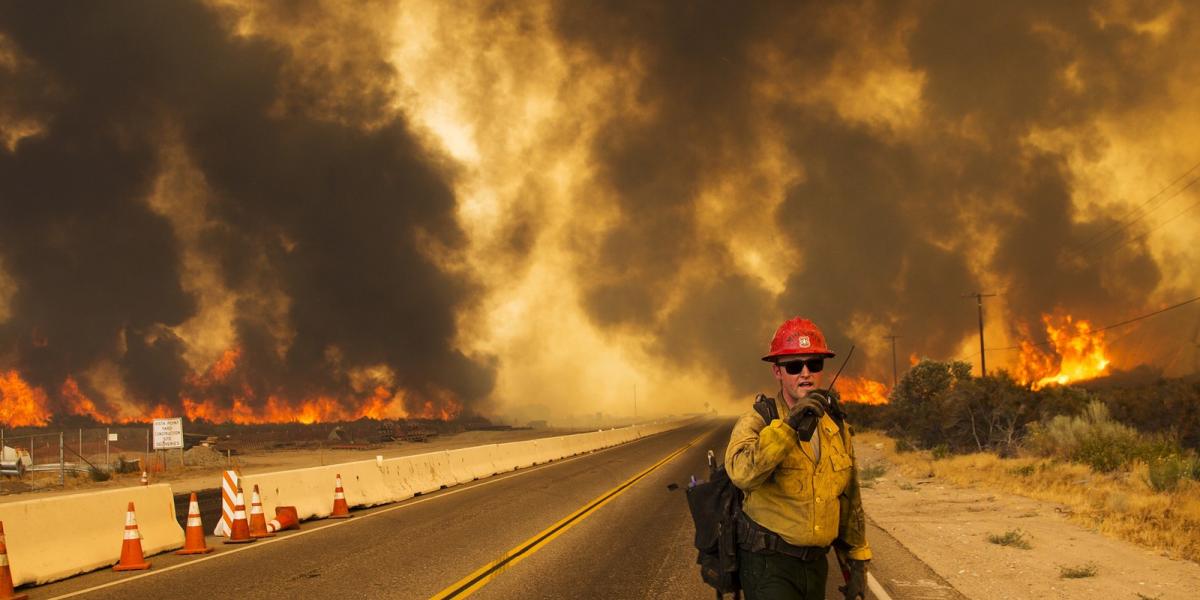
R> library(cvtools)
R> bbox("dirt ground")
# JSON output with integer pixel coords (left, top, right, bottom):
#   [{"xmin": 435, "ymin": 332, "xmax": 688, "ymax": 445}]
[
  {"xmin": 0, "ymin": 427, "xmax": 581, "ymax": 502},
  {"xmin": 855, "ymin": 432, "xmax": 1200, "ymax": 600}
]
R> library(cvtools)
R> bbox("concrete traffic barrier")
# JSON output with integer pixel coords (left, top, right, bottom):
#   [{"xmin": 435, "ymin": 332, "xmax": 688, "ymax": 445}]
[
  {"xmin": 385, "ymin": 454, "xmax": 439, "ymax": 497},
  {"xmin": 0, "ymin": 484, "xmax": 182, "ymax": 586},
  {"xmin": 243, "ymin": 417, "xmax": 699, "ymax": 524},
  {"xmin": 532, "ymin": 436, "xmax": 571, "ymax": 465},
  {"xmin": 444, "ymin": 445, "xmax": 499, "ymax": 484},
  {"xmin": 492, "ymin": 439, "xmax": 540, "ymax": 472},
  {"xmin": 244, "ymin": 457, "xmax": 402, "ymax": 522}
]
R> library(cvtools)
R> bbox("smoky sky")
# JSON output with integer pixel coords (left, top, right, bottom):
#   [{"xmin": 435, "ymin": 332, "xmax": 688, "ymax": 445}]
[
  {"xmin": 0, "ymin": 1, "xmax": 494, "ymax": 418},
  {"xmin": 1, "ymin": 0, "xmax": 1197, "ymax": 422},
  {"xmin": 550, "ymin": 0, "xmax": 1191, "ymax": 391}
]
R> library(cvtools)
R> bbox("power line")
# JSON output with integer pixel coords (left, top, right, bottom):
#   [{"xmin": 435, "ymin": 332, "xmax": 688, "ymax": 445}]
[
  {"xmin": 983, "ymin": 294, "xmax": 1200, "ymax": 352},
  {"xmin": 1085, "ymin": 172, "xmax": 1200, "ymax": 254},
  {"xmin": 1114, "ymin": 193, "xmax": 1200, "ymax": 249},
  {"xmin": 1081, "ymin": 158, "xmax": 1200, "ymax": 250}
]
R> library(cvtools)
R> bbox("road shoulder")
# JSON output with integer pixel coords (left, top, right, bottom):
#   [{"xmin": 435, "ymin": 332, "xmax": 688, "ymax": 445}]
[{"xmin": 857, "ymin": 434, "xmax": 1200, "ymax": 600}]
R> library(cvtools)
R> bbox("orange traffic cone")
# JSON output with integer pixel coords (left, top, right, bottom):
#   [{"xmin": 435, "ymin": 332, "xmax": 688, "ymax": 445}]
[
  {"xmin": 113, "ymin": 502, "xmax": 151, "ymax": 571},
  {"xmin": 223, "ymin": 486, "xmax": 256, "ymax": 544},
  {"xmin": 266, "ymin": 506, "xmax": 300, "ymax": 533},
  {"xmin": 0, "ymin": 521, "xmax": 29, "ymax": 600},
  {"xmin": 330, "ymin": 474, "xmax": 352, "ymax": 518},
  {"xmin": 140, "ymin": 471, "xmax": 148, "ymax": 486},
  {"xmin": 175, "ymin": 493, "xmax": 214, "ymax": 555},
  {"xmin": 247, "ymin": 485, "xmax": 275, "ymax": 538}
]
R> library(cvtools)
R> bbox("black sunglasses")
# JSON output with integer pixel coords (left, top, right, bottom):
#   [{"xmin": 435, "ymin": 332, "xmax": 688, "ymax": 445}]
[{"xmin": 781, "ymin": 358, "xmax": 825, "ymax": 375}]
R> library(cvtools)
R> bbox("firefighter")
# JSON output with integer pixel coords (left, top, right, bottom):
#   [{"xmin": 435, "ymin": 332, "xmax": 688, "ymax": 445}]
[{"xmin": 725, "ymin": 316, "xmax": 871, "ymax": 600}]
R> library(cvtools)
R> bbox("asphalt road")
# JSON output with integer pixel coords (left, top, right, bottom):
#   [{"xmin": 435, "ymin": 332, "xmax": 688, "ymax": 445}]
[{"xmin": 26, "ymin": 419, "xmax": 960, "ymax": 600}]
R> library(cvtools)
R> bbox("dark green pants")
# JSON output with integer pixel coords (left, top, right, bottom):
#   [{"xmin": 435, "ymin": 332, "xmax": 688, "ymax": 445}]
[{"xmin": 738, "ymin": 547, "xmax": 828, "ymax": 600}]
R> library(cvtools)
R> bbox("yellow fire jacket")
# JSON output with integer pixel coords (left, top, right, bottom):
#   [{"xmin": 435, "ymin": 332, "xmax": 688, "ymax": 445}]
[{"xmin": 725, "ymin": 394, "xmax": 872, "ymax": 561}]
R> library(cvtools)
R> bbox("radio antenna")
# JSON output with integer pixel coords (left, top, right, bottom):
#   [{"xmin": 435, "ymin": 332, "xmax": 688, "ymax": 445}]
[{"xmin": 825, "ymin": 345, "xmax": 855, "ymax": 393}]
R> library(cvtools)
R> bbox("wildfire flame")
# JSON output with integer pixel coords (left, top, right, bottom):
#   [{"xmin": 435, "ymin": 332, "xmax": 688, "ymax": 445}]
[
  {"xmin": 0, "ymin": 369, "xmax": 51, "ymax": 426},
  {"xmin": 837, "ymin": 376, "xmax": 890, "ymax": 405},
  {"xmin": 0, "ymin": 347, "xmax": 463, "ymax": 427},
  {"xmin": 1015, "ymin": 314, "xmax": 1110, "ymax": 390},
  {"xmin": 61, "ymin": 376, "xmax": 107, "ymax": 423}
]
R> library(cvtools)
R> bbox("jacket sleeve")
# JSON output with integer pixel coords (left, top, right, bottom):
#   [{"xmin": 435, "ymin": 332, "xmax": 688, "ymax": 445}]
[
  {"xmin": 837, "ymin": 425, "xmax": 873, "ymax": 561},
  {"xmin": 725, "ymin": 412, "xmax": 789, "ymax": 491}
]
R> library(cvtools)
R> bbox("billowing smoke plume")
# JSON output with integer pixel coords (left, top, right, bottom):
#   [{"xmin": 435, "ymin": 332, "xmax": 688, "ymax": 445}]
[
  {"xmin": 2, "ymin": 1, "xmax": 1198, "ymax": 424},
  {"xmin": 544, "ymin": 0, "xmax": 1199, "ymax": 395},
  {"xmin": 0, "ymin": 1, "xmax": 493, "ymax": 423}
]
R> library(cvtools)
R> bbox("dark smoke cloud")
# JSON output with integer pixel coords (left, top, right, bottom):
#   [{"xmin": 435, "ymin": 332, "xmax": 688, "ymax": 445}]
[
  {"xmin": 552, "ymin": 0, "xmax": 1190, "ymax": 391},
  {"xmin": 0, "ymin": 1, "xmax": 493, "ymax": 418}
]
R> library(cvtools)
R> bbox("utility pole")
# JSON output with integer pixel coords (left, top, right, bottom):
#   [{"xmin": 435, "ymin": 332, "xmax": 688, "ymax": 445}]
[
  {"xmin": 963, "ymin": 293, "xmax": 996, "ymax": 376},
  {"xmin": 884, "ymin": 334, "xmax": 901, "ymax": 387}
]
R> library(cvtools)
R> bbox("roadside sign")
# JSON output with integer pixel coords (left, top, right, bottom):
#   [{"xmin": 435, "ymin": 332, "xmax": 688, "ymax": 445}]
[
  {"xmin": 152, "ymin": 418, "xmax": 184, "ymax": 450},
  {"xmin": 108, "ymin": 433, "xmax": 119, "ymax": 441}
]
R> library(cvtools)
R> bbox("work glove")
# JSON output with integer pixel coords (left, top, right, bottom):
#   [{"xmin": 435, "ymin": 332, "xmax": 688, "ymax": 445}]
[
  {"xmin": 757, "ymin": 420, "xmax": 794, "ymax": 467},
  {"xmin": 839, "ymin": 559, "xmax": 868, "ymax": 600},
  {"xmin": 786, "ymin": 391, "xmax": 827, "ymax": 439}
]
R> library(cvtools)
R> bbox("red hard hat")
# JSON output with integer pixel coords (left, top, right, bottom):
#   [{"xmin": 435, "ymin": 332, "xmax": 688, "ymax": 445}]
[{"xmin": 762, "ymin": 317, "xmax": 836, "ymax": 361}]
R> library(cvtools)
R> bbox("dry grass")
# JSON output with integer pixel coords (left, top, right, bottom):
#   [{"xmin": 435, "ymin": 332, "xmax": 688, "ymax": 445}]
[
  {"xmin": 857, "ymin": 431, "xmax": 1200, "ymax": 562},
  {"xmin": 987, "ymin": 529, "xmax": 1032, "ymax": 549},
  {"xmin": 1059, "ymin": 562, "xmax": 1099, "ymax": 578}
]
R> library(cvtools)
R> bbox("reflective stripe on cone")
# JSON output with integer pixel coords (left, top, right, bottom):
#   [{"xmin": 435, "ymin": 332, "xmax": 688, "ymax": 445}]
[
  {"xmin": 176, "ymin": 492, "xmax": 214, "ymax": 555},
  {"xmin": 330, "ymin": 474, "xmax": 352, "ymax": 519},
  {"xmin": 113, "ymin": 502, "xmax": 151, "ymax": 571},
  {"xmin": 224, "ymin": 487, "xmax": 256, "ymax": 544}
]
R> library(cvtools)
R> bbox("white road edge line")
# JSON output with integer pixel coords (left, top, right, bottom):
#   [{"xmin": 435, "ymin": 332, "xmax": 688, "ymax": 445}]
[
  {"xmin": 44, "ymin": 424, "xmax": 708, "ymax": 600},
  {"xmin": 867, "ymin": 572, "xmax": 892, "ymax": 600}
]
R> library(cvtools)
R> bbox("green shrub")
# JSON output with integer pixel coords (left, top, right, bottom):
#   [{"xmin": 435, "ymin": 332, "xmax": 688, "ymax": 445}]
[
  {"xmin": 1073, "ymin": 434, "xmax": 1137, "ymax": 472},
  {"xmin": 859, "ymin": 463, "xmax": 887, "ymax": 481},
  {"xmin": 1026, "ymin": 402, "xmax": 1152, "ymax": 472},
  {"xmin": 88, "ymin": 466, "xmax": 112, "ymax": 482},
  {"xmin": 1147, "ymin": 456, "xmax": 1185, "ymax": 492},
  {"xmin": 1008, "ymin": 464, "xmax": 1035, "ymax": 477},
  {"xmin": 1186, "ymin": 454, "xmax": 1200, "ymax": 481},
  {"xmin": 931, "ymin": 444, "xmax": 951, "ymax": 460}
]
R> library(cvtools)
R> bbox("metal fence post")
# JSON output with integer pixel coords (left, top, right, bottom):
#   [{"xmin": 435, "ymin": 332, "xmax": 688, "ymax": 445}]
[
  {"xmin": 105, "ymin": 427, "xmax": 110, "ymax": 468},
  {"xmin": 78, "ymin": 428, "xmax": 82, "ymax": 464},
  {"xmin": 59, "ymin": 431, "xmax": 65, "ymax": 486}
]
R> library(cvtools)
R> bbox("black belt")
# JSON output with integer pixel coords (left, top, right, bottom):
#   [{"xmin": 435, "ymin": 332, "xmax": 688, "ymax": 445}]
[{"xmin": 736, "ymin": 511, "xmax": 828, "ymax": 561}]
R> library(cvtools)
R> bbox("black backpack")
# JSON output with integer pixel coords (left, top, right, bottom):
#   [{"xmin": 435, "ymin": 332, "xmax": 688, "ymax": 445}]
[{"xmin": 686, "ymin": 395, "xmax": 777, "ymax": 599}]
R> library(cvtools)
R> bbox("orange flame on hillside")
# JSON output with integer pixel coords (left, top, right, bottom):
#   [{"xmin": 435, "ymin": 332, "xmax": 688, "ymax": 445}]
[
  {"xmin": 177, "ymin": 347, "xmax": 462, "ymax": 424},
  {"xmin": 0, "ymin": 346, "xmax": 463, "ymax": 427},
  {"xmin": 837, "ymin": 376, "xmax": 890, "ymax": 405},
  {"xmin": 1015, "ymin": 314, "xmax": 1110, "ymax": 390},
  {"xmin": 61, "ymin": 376, "xmax": 110, "ymax": 423},
  {"xmin": 0, "ymin": 370, "xmax": 51, "ymax": 426}
]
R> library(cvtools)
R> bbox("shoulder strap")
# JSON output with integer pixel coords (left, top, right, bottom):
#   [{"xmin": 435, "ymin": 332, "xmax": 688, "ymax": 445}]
[{"xmin": 752, "ymin": 393, "xmax": 778, "ymax": 423}]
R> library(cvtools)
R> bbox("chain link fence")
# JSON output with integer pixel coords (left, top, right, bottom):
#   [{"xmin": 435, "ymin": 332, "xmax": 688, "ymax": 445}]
[{"xmin": 1, "ymin": 426, "xmax": 159, "ymax": 492}]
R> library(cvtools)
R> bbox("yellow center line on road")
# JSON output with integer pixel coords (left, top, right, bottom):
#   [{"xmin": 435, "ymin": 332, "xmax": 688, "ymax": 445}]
[
  {"xmin": 429, "ymin": 429, "xmax": 713, "ymax": 600},
  {"xmin": 43, "ymin": 424, "xmax": 718, "ymax": 600}
]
